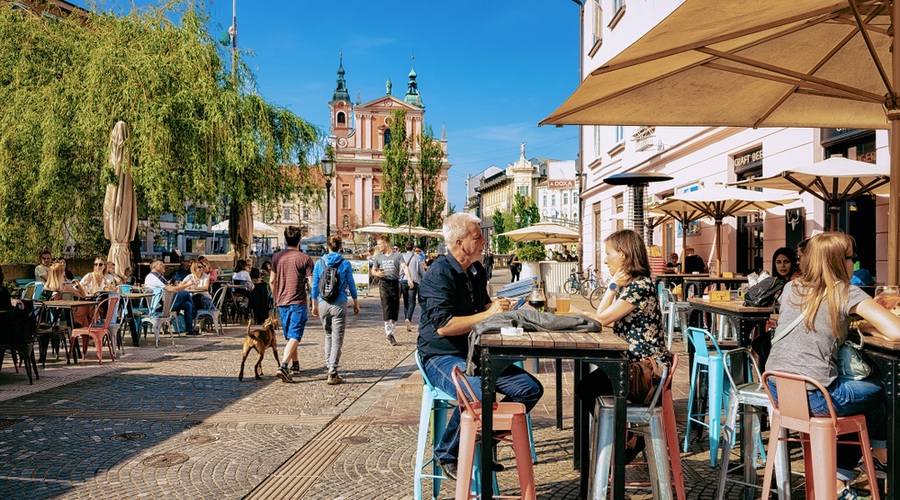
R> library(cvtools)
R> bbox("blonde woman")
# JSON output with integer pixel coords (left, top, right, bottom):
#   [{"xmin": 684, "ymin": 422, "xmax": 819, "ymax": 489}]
[
  {"xmin": 181, "ymin": 261, "xmax": 215, "ymax": 311},
  {"xmin": 766, "ymin": 232, "xmax": 900, "ymax": 498},
  {"xmin": 45, "ymin": 262, "xmax": 91, "ymax": 326},
  {"xmin": 79, "ymin": 257, "xmax": 116, "ymax": 295}
]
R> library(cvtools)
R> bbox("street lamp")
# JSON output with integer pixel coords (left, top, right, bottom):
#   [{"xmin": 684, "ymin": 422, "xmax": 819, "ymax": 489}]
[
  {"xmin": 321, "ymin": 156, "xmax": 335, "ymax": 239},
  {"xmin": 404, "ymin": 186, "xmax": 416, "ymax": 242}
]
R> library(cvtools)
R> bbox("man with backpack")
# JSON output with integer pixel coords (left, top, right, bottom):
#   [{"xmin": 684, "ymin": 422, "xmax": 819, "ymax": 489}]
[{"xmin": 311, "ymin": 235, "xmax": 359, "ymax": 385}]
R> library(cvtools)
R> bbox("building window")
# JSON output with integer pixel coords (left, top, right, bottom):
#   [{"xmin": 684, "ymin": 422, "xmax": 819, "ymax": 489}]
[
  {"xmin": 551, "ymin": 193, "xmax": 557, "ymax": 206},
  {"xmin": 283, "ymin": 207, "xmax": 292, "ymax": 221},
  {"xmin": 337, "ymin": 112, "xmax": 346, "ymax": 125},
  {"xmin": 518, "ymin": 186, "xmax": 529, "ymax": 197},
  {"xmin": 615, "ymin": 126, "xmax": 624, "ymax": 143},
  {"xmin": 342, "ymin": 194, "xmax": 350, "ymax": 209},
  {"xmin": 342, "ymin": 215, "xmax": 350, "ymax": 229},
  {"xmin": 613, "ymin": 0, "xmax": 625, "ymax": 14},
  {"xmin": 383, "ymin": 129, "xmax": 392, "ymax": 149},
  {"xmin": 563, "ymin": 193, "xmax": 569, "ymax": 205},
  {"xmin": 591, "ymin": 0, "xmax": 603, "ymax": 46},
  {"xmin": 374, "ymin": 195, "xmax": 381, "ymax": 210},
  {"xmin": 543, "ymin": 194, "xmax": 547, "ymax": 207}
]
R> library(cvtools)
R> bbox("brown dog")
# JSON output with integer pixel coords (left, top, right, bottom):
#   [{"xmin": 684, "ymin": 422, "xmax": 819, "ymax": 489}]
[{"xmin": 238, "ymin": 317, "xmax": 280, "ymax": 381}]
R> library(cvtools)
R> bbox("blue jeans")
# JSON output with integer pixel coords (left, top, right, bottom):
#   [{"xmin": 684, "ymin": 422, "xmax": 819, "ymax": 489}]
[
  {"xmin": 423, "ymin": 354, "xmax": 544, "ymax": 463},
  {"xmin": 401, "ymin": 281, "xmax": 417, "ymax": 321},
  {"xmin": 768, "ymin": 377, "xmax": 886, "ymax": 480},
  {"xmin": 171, "ymin": 291, "xmax": 194, "ymax": 332}
]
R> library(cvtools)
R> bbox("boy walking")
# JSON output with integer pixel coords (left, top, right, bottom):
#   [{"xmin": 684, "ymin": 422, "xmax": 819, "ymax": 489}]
[{"xmin": 311, "ymin": 235, "xmax": 359, "ymax": 385}]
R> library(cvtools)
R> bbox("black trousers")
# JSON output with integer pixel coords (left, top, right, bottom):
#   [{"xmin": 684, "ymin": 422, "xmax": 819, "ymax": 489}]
[{"xmin": 379, "ymin": 279, "xmax": 400, "ymax": 322}]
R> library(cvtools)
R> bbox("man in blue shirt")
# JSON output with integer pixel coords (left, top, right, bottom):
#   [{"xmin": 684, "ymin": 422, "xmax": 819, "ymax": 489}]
[
  {"xmin": 311, "ymin": 235, "xmax": 359, "ymax": 385},
  {"xmin": 416, "ymin": 213, "xmax": 543, "ymax": 480}
]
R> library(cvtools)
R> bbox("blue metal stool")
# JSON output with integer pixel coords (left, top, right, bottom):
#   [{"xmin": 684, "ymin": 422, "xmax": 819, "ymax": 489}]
[{"xmin": 683, "ymin": 327, "xmax": 726, "ymax": 467}]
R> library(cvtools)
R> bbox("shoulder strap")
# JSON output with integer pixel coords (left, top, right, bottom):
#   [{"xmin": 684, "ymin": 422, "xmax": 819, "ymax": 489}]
[{"xmin": 771, "ymin": 313, "xmax": 804, "ymax": 346}]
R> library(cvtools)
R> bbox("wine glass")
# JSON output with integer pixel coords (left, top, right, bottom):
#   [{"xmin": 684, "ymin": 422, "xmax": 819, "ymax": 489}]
[
  {"xmin": 528, "ymin": 287, "xmax": 546, "ymax": 312},
  {"xmin": 874, "ymin": 285, "xmax": 900, "ymax": 314}
]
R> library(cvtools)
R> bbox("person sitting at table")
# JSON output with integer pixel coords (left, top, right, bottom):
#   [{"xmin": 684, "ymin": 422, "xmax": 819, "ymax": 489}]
[
  {"xmin": 45, "ymin": 262, "xmax": 90, "ymax": 327},
  {"xmin": 233, "ymin": 260, "xmax": 255, "ymax": 291},
  {"xmin": 181, "ymin": 261, "xmax": 215, "ymax": 311},
  {"xmin": 79, "ymin": 257, "xmax": 117, "ymax": 296},
  {"xmin": 766, "ymin": 232, "xmax": 900, "ymax": 498},
  {"xmin": 106, "ymin": 261, "xmax": 125, "ymax": 285},
  {"xmin": 771, "ymin": 246, "xmax": 800, "ymax": 282},
  {"xmin": 417, "ymin": 212, "xmax": 544, "ymax": 480},
  {"xmin": 144, "ymin": 259, "xmax": 198, "ymax": 336},
  {"xmin": 574, "ymin": 229, "xmax": 670, "ymax": 461},
  {"xmin": 259, "ymin": 261, "xmax": 272, "ymax": 282},
  {"xmin": 683, "ymin": 247, "xmax": 707, "ymax": 274},
  {"xmin": 55, "ymin": 257, "xmax": 74, "ymax": 282},
  {"xmin": 170, "ymin": 259, "xmax": 192, "ymax": 283},
  {"xmin": 666, "ymin": 252, "xmax": 679, "ymax": 272},
  {"xmin": 198, "ymin": 256, "xmax": 217, "ymax": 282},
  {"xmin": 34, "ymin": 250, "xmax": 52, "ymax": 282}
]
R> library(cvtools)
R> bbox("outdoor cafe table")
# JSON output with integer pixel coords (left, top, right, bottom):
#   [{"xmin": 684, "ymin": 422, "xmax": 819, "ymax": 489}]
[
  {"xmin": 858, "ymin": 331, "xmax": 900, "ymax": 496},
  {"xmin": 655, "ymin": 273, "xmax": 709, "ymax": 291},
  {"xmin": 121, "ymin": 292, "xmax": 154, "ymax": 350},
  {"xmin": 477, "ymin": 329, "xmax": 630, "ymax": 499},
  {"xmin": 42, "ymin": 299, "xmax": 98, "ymax": 363},
  {"xmin": 687, "ymin": 297, "xmax": 772, "ymax": 347}
]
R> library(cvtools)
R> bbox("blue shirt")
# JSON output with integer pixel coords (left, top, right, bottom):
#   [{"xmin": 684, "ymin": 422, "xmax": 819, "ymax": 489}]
[
  {"xmin": 311, "ymin": 252, "xmax": 358, "ymax": 303},
  {"xmin": 416, "ymin": 253, "xmax": 490, "ymax": 361}
]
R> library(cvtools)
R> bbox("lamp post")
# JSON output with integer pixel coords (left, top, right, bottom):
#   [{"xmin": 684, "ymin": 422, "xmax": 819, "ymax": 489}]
[
  {"xmin": 404, "ymin": 186, "xmax": 416, "ymax": 243},
  {"xmin": 321, "ymin": 156, "xmax": 335, "ymax": 239}
]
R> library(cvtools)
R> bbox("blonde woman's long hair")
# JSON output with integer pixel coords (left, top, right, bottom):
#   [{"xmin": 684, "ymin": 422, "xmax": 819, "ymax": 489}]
[
  {"xmin": 44, "ymin": 262, "xmax": 66, "ymax": 292},
  {"xmin": 790, "ymin": 232, "xmax": 854, "ymax": 337}
]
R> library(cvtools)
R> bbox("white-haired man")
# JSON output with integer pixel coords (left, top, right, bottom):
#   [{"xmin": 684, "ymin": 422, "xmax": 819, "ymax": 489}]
[{"xmin": 416, "ymin": 212, "xmax": 543, "ymax": 479}]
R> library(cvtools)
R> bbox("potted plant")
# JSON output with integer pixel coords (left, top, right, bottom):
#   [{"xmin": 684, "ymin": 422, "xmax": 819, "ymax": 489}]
[{"xmin": 516, "ymin": 244, "xmax": 546, "ymax": 282}]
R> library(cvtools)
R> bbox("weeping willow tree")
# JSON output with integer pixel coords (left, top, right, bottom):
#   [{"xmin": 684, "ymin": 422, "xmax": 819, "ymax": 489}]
[{"xmin": 0, "ymin": 1, "xmax": 320, "ymax": 262}]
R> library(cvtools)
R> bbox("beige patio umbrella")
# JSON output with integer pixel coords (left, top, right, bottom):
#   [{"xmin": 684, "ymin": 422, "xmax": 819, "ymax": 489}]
[
  {"xmin": 655, "ymin": 185, "xmax": 798, "ymax": 276},
  {"xmin": 734, "ymin": 155, "xmax": 890, "ymax": 230},
  {"xmin": 210, "ymin": 218, "xmax": 280, "ymax": 235},
  {"xmin": 103, "ymin": 121, "xmax": 138, "ymax": 277},
  {"xmin": 648, "ymin": 203, "xmax": 709, "ymax": 274},
  {"xmin": 354, "ymin": 222, "xmax": 403, "ymax": 235},
  {"xmin": 540, "ymin": 0, "xmax": 900, "ymax": 284},
  {"xmin": 499, "ymin": 222, "xmax": 580, "ymax": 245}
]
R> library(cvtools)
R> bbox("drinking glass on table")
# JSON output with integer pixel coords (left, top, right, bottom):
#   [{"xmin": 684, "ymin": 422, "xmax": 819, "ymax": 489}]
[
  {"xmin": 874, "ymin": 285, "xmax": 900, "ymax": 315},
  {"xmin": 546, "ymin": 292, "xmax": 558, "ymax": 313},
  {"xmin": 556, "ymin": 290, "xmax": 572, "ymax": 314}
]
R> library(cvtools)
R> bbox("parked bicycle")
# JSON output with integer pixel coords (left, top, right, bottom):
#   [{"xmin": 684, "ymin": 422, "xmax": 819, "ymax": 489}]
[{"xmin": 562, "ymin": 265, "xmax": 596, "ymax": 296}]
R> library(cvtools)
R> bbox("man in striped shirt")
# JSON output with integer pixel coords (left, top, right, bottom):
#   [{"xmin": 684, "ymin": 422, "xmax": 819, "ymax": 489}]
[{"xmin": 271, "ymin": 226, "xmax": 314, "ymax": 382}]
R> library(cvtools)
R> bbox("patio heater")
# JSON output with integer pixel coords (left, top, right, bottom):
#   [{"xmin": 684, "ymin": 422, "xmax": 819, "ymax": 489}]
[
  {"xmin": 321, "ymin": 156, "xmax": 335, "ymax": 239},
  {"xmin": 603, "ymin": 172, "xmax": 672, "ymax": 245}
]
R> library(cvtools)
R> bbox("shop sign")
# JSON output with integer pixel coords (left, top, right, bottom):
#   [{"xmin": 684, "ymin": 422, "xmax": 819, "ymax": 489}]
[{"xmin": 548, "ymin": 179, "xmax": 576, "ymax": 189}]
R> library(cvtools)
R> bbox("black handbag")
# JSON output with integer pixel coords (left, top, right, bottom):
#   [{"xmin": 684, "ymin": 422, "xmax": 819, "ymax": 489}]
[{"xmin": 743, "ymin": 277, "xmax": 785, "ymax": 308}]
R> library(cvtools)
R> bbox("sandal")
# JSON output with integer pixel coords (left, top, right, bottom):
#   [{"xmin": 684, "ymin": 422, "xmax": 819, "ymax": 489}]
[{"xmin": 837, "ymin": 487, "xmax": 859, "ymax": 500}]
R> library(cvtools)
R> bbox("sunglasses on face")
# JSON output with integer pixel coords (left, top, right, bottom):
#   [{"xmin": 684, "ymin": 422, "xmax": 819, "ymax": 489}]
[{"xmin": 94, "ymin": 263, "xmax": 105, "ymax": 267}]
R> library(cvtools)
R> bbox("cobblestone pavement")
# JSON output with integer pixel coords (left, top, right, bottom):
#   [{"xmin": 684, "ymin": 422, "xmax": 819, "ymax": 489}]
[{"xmin": 0, "ymin": 269, "xmax": 881, "ymax": 498}]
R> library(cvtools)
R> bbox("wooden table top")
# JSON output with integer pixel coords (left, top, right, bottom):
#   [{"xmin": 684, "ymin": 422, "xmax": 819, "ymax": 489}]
[
  {"xmin": 660, "ymin": 273, "xmax": 710, "ymax": 278},
  {"xmin": 121, "ymin": 292, "xmax": 154, "ymax": 298},
  {"xmin": 43, "ymin": 299, "xmax": 99, "ymax": 307},
  {"xmin": 688, "ymin": 297, "xmax": 772, "ymax": 314},
  {"xmin": 478, "ymin": 329, "xmax": 630, "ymax": 350},
  {"xmin": 683, "ymin": 276, "xmax": 748, "ymax": 283}
]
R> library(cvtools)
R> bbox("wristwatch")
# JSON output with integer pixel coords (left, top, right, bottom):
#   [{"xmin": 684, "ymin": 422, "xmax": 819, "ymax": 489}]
[{"xmin": 608, "ymin": 282, "xmax": 618, "ymax": 291}]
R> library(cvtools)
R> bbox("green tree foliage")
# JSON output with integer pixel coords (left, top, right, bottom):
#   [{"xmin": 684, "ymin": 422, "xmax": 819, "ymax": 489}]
[
  {"xmin": 380, "ymin": 109, "xmax": 413, "ymax": 227},
  {"xmin": 416, "ymin": 125, "xmax": 445, "ymax": 231},
  {"xmin": 492, "ymin": 209, "xmax": 513, "ymax": 254},
  {"xmin": 0, "ymin": 1, "xmax": 320, "ymax": 262}
]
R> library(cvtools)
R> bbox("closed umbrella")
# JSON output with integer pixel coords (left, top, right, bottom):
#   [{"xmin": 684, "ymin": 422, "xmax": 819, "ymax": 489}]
[
  {"xmin": 735, "ymin": 155, "xmax": 890, "ymax": 230},
  {"xmin": 499, "ymin": 222, "xmax": 580, "ymax": 244},
  {"xmin": 655, "ymin": 185, "xmax": 798, "ymax": 275},
  {"xmin": 103, "ymin": 121, "xmax": 138, "ymax": 278},
  {"xmin": 229, "ymin": 205, "xmax": 254, "ymax": 262},
  {"xmin": 540, "ymin": 0, "xmax": 900, "ymax": 283}
]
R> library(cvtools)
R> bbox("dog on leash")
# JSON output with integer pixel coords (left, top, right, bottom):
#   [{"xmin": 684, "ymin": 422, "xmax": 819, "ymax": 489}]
[{"xmin": 238, "ymin": 317, "xmax": 280, "ymax": 381}]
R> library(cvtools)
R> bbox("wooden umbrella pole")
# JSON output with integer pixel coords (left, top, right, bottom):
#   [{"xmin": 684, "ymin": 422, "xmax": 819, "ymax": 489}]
[{"xmin": 715, "ymin": 220, "xmax": 722, "ymax": 278}]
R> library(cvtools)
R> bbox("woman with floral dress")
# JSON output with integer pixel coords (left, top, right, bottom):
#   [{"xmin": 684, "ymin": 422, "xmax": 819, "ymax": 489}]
[{"xmin": 575, "ymin": 229, "xmax": 669, "ymax": 460}]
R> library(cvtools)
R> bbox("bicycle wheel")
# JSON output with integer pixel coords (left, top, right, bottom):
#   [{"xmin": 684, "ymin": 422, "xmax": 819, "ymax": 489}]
[
  {"xmin": 563, "ymin": 280, "xmax": 577, "ymax": 295},
  {"xmin": 579, "ymin": 280, "xmax": 592, "ymax": 298},
  {"xmin": 589, "ymin": 284, "xmax": 607, "ymax": 309}
]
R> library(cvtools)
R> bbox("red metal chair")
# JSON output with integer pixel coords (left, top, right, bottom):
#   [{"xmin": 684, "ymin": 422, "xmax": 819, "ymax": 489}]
[
  {"xmin": 451, "ymin": 365, "xmax": 536, "ymax": 500},
  {"xmin": 761, "ymin": 370, "xmax": 881, "ymax": 500},
  {"xmin": 69, "ymin": 296, "xmax": 119, "ymax": 365}
]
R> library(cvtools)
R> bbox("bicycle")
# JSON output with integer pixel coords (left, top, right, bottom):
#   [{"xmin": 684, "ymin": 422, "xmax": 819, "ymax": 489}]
[
  {"xmin": 588, "ymin": 276, "xmax": 608, "ymax": 309},
  {"xmin": 563, "ymin": 265, "xmax": 598, "ymax": 298}
]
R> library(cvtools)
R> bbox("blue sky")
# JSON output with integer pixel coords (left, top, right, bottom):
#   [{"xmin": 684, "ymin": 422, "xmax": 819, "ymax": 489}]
[{"xmin": 101, "ymin": 1, "xmax": 581, "ymax": 211}]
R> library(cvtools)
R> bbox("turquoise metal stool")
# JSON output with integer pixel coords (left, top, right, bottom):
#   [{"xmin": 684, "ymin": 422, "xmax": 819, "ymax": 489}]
[
  {"xmin": 413, "ymin": 351, "xmax": 497, "ymax": 500},
  {"xmin": 683, "ymin": 327, "xmax": 726, "ymax": 467}
]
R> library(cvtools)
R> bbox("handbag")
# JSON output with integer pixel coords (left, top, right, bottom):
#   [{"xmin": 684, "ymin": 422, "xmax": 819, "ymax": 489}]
[
  {"xmin": 837, "ymin": 335, "xmax": 871, "ymax": 380},
  {"xmin": 744, "ymin": 277, "xmax": 786, "ymax": 308},
  {"xmin": 627, "ymin": 356, "xmax": 665, "ymax": 405}
]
